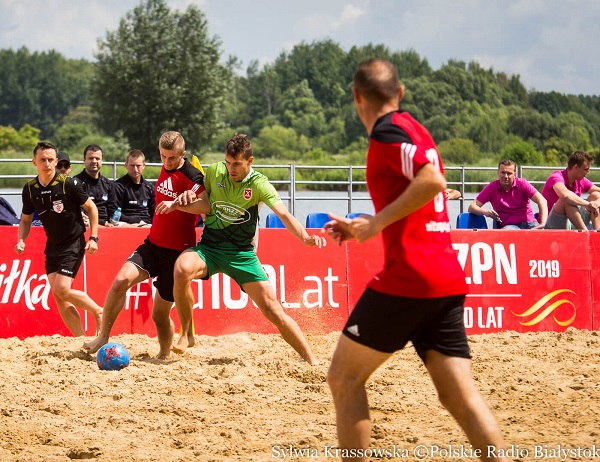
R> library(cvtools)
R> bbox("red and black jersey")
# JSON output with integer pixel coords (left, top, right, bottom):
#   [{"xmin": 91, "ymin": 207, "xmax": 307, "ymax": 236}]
[
  {"xmin": 366, "ymin": 111, "xmax": 467, "ymax": 298},
  {"xmin": 21, "ymin": 173, "xmax": 89, "ymax": 247},
  {"xmin": 148, "ymin": 158, "xmax": 205, "ymax": 251}
]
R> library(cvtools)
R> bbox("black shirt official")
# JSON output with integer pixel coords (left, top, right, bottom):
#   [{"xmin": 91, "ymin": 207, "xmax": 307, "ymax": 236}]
[
  {"xmin": 114, "ymin": 174, "xmax": 155, "ymax": 224},
  {"xmin": 74, "ymin": 170, "xmax": 117, "ymax": 226},
  {"xmin": 21, "ymin": 173, "xmax": 89, "ymax": 247}
]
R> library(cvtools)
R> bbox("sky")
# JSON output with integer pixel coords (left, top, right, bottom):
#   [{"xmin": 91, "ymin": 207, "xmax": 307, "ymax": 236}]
[{"xmin": 1, "ymin": 0, "xmax": 600, "ymax": 96}]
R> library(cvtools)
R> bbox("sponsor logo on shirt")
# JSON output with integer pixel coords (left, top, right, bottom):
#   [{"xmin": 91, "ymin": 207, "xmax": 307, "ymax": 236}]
[
  {"xmin": 213, "ymin": 201, "xmax": 251, "ymax": 224},
  {"xmin": 156, "ymin": 177, "xmax": 178, "ymax": 199},
  {"xmin": 346, "ymin": 325, "xmax": 360, "ymax": 337},
  {"xmin": 52, "ymin": 200, "xmax": 64, "ymax": 213},
  {"xmin": 217, "ymin": 182, "xmax": 225, "ymax": 188},
  {"xmin": 425, "ymin": 220, "xmax": 451, "ymax": 232}
]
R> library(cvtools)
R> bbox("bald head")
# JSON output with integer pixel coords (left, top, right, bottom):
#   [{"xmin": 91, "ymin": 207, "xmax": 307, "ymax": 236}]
[{"xmin": 353, "ymin": 59, "xmax": 401, "ymax": 106}]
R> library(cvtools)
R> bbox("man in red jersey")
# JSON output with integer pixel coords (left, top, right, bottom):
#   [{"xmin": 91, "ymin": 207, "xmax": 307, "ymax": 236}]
[
  {"xmin": 83, "ymin": 132, "xmax": 210, "ymax": 359},
  {"xmin": 325, "ymin": 59, "xmax": 509, "ymax": 462}
]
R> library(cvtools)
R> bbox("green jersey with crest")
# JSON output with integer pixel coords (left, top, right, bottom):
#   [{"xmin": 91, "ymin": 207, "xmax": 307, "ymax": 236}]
[{"xmin": 200, "ymin": 162, "xmax": 282, "ymax": 250}]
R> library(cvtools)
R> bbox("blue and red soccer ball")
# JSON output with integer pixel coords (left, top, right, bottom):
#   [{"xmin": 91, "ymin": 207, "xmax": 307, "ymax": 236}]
[{"xmin": 96, "ymin": 342, "xmax": 130, "ymax": 370}]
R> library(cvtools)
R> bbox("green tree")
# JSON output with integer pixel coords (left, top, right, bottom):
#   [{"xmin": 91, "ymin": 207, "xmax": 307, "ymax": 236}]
[
  {"xmin": 0, "ymin": 124, "xmax": 40, "ymax": 152},
  {"xmin": 253, "ymin": 125, "xmax": 309, "ymax": 160},
  {"xmin": 437, "ymin": 138, "xmax": 479, "ymax": 164},
  {"xmin": 279, "ymin": 80, "xmax": 326, "ymax": 138},
  {"xmin": 53, "ymin": 124, "xmax": 93, "ymax": 152},
  {"xmin": 91, "ymin": 0, "xmax": 229, "ymax": 158},
  {"xmin": 502, "ymin": 139, "xmax": 543, "ymax": 166},
  {"xmin": 0, "ymin": 48, "xmax": 92, "ymax": 138}
]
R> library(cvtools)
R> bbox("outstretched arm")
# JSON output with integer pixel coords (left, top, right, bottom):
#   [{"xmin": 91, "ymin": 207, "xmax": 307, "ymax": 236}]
[
  {"xmin": 271, "ymin": 203, "xmax": 326, "ymax": 248},
  {"xmin": 155, "ymin": 190, "xmax": 211, "ymax": 215}
]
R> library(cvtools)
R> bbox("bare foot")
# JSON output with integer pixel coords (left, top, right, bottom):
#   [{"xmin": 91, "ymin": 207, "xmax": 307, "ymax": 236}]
[
  {"xmin": 171, "ymin": 335, "xmax": 189, "ymax": 355},
  {"xmin": 187, "ymin": 331, "xmax": 196, "ymax": 348},
  {"xmin": 83, "ymin": 335, "xmax": 108, "ymax": 354},
  {"xmin": 156, "ymin": 351, "xmax": 172, "ymax": 360}
]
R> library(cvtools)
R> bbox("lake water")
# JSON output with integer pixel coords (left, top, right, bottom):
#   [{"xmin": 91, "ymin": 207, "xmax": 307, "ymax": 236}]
[{"xmin": 2, "ymin": 188, "xmax": 504, "ymax": 229}]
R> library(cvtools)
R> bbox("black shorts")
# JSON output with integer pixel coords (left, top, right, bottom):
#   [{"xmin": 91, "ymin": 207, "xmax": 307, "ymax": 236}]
[
  {"xmin": 127, "ymin": 239, "xmax": 182, "ymax": 302},
  {"xmin": 45, "ymin": 235, "xmax": 86, "ymax": 278},
  {"xmin": 343, "ymin": 287, "xmax": 471, "ymax": 361}
]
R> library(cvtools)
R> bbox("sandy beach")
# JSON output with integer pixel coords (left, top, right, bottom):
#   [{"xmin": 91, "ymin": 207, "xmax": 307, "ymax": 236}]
[{"xmin": 0, "ymin": 328, "xmax": 598, "ymax": 461}]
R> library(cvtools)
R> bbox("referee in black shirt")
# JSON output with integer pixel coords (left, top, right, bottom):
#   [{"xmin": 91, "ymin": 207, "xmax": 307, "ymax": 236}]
[{"xmin": 15, "ymin": 141, "xmax": 104, "ymax": 337}]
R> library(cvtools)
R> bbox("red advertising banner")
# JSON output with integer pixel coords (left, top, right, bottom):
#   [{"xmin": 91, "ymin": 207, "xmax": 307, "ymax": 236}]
[
  {"xmin": 452, "ymin": 230, "xmax": 592, "ymax": 334},
  {"xmin": 0, "ymin": 226, "xmax": 598, "ymax": 339}
]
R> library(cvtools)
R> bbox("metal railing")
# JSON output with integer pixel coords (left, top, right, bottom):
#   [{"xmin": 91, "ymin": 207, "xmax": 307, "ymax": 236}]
[{"xmin": 3, "ymin": 158, "xmax": 600, "ymax": 217}]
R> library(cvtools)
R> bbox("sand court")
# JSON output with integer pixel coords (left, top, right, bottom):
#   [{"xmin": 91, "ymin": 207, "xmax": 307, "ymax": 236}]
[{"xmin": 0, "ymin": 329, "xmax": 598, "ymax": 461}]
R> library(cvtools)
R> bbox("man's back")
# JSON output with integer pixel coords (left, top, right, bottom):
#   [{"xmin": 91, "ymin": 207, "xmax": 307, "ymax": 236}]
[{"xmin": 366, "ymin": 111, "xmax": 466, "ymax": 298}]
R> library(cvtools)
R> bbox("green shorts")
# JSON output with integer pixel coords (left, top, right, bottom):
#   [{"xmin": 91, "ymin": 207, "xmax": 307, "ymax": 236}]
[{"xmin": 192, "ymin": 243, "xmax": 269, "ymax": 286}]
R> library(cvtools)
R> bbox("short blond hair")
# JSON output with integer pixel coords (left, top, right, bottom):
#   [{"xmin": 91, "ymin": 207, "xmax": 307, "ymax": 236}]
[
  {"xmin": 126, "ymin": 149, "xmax": 146, "ymax": 163},
  {"xmin": 159, "ymin": 131, "xmax": 185, "ymax": 153}
]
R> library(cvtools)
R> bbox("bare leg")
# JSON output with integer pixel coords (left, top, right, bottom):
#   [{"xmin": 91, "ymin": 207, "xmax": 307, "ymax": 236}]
[
  {"xmin": 172, "ymin": 250, "xmax": 207, "ymax": 354},
  {"xmin": 151, "ymin": 294, "xmax": 175, "ymax": 360},
  {"xmin": 48, "ymin": 273, "xmax": 101, "ymax": 336},
  {"xmin": 425, "ymin": 350, "xmax": 509, "ymax": 462},
  {"xmin": 52, "ymin": 289, "xmax": 85, "ymax": 337},
  {"xmin": 588, "ymin": 192, "xmax": 600, "ymax": 230},
  {"xmin": 243, "ymin": 280, "xmax": 317, "ymax": 365},
  {"xmin": 83, "ymin": 262, "xmax": 148, "ymax": 353},
  {"xmin": 564, "ymin": 204, "xmax": 588, "ymax": 230},
  {"xmin": 327, "ymin": 334, "xmax": 391, "ymax": 461}
]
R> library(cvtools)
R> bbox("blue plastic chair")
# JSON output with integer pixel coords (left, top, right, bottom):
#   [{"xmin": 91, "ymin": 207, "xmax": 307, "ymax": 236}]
[
  {"xmin": 456, "ymin": 212, "xmax": 488, "ymax": 229},
  {"xmin": 306, "ymin": 212, "xmax": 331, "ymax": 229},
  {"xmin": 346, "ymin": 212, "xmax": 371, "ymax": 219},
  {"xmin": 265, "ymin": 213, "xmax": 285, "ymax": 228}
]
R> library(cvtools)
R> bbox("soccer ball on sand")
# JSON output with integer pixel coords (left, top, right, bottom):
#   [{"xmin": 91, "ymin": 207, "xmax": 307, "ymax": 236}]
[{"xmin": 96, "ymin": 342, "xmax": 130, "ymax": 371}]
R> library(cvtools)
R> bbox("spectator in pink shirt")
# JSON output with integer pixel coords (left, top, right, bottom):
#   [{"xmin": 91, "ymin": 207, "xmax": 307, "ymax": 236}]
[
  {"xmin": 542, "ymin": 151, "xmax": 600, "ymax": 230},
  {"xmin": 468, "ymin": 159, "xmax": 547, "ymax": 229}
]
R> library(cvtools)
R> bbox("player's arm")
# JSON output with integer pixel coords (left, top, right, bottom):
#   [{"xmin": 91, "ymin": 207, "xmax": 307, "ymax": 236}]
[
  {"xmin": 531, "ymin": 192, "xmax": 547, "ymax": 229},
  {"xmin": 156, "ymin": 190, "xmax": 211, "ymax": 215},
  {"xmin": 468, "ymin": 199, "xmax": 500, "ymax": 221},
  {"xmin": 271, "ymin": 203, "xmax": 325, "ymax": 248},
  {"xmin": 81, "ymin": 198, "xmax": 99, "ymax": 253},
  {"xmin": 15, "ymin": 213, "xmax": 33, "ymax": 254},
  {"xmin": 445, "ymin": 188, "xmax": 461, "ymax": 200},
  {"xmin": 348, "ymin": 163, "xmax": 445, "ymax": 243}
]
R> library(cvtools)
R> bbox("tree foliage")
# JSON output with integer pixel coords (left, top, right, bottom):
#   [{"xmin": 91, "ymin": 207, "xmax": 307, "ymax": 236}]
[
  {"xmin": 91, "ymin": 0, "xmax": 229, "ymax": 158},
  {"xmin": 0, "ymin": 48, "xmax": 92, "ymax": 138},
  {"xmin": 2, "ymin": 26, "xmax": 600, "ymax": 167}
]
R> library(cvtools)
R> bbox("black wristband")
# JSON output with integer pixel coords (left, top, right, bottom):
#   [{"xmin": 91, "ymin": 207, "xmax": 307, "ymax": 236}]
[{"xmin": 89, "ymin": 236, "xmax": 99, "ymax": 243}]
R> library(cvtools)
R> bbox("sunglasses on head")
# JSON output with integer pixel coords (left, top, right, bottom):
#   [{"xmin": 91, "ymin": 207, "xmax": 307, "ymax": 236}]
[{"xmin": 57, "ymin": 162, "xmax": 70, "ymax": 169}]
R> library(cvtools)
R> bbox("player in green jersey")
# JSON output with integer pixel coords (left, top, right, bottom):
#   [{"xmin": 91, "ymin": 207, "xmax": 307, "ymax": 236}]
[{"xmin": 156, "ymin": 133, "xmax": 325, "ymax": 364}]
